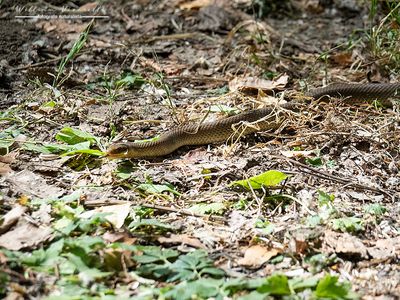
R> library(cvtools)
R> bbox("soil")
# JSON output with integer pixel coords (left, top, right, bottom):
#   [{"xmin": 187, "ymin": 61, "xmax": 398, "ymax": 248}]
[{"xmin": 0, "ymin": 0, "xmax": 399, "ymax": 298}]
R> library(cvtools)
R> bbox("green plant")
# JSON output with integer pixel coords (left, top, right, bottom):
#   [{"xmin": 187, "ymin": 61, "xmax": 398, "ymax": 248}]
[
  {"xmin": 368, "ymin": 1, "xmax": 400, "ymax": 72},
  {"xmin": 230, "ymin": 170, "xmax": 288, "ymax": 190},
  {"xmin": 54, "ymin": 20, "xmax": 93, "ymax": 86},
  {"xmin": 133, "ymin": 248, "xmax": 224, "ymax": 282}
]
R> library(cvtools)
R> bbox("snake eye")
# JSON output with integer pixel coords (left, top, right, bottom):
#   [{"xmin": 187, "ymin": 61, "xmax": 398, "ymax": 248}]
[{"xmin": 107, "ymin": 144, "xmax": 129, "ymax": 158}]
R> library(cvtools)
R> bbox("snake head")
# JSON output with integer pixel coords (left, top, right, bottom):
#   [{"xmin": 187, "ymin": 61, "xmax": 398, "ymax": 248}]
[{"xmin": 106, "ymin": 143, "xmax": 130, "ymax": 159}]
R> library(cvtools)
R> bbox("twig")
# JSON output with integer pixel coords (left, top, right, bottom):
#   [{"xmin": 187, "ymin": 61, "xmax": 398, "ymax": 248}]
[
  {"xmin": 271, "ymin": 155, "xmax": 395, "ymax": 199},
  {"xmin": 166, "ymin": 75, "xmax": 229, "ymax": 83},
  {"xmin": 140, "ymin": 203, "xmax": 226, "ymax": 223},
  {"xmin": 12, "ymin": 57, "xmax": 64, "ymax": 71},
  {"xmin": 83, "ymin": 199, "xmax": 226, "ymax": 223}
]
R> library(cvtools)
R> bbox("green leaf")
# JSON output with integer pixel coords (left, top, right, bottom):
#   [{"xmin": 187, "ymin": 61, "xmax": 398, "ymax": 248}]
[
  {"xmin": 305, "ymin": 254, "xmax": 338, "ymax": 274},
  {"xmin": 137, "ymin": 263, "xmax": 171, "ymax": 279},
  {"xmin": 306, "ymin": 215, "xmax": 322, "ymax": 227},
  {"xmin": 137, "ymin": 183, "xmax": 181, "ymax": 196},
  {"xmin": 56, "ymin": 21, "xmax": 92, "ymax": 84},
  {"xmin": 289, "ymin": 275, "xmax": 319, "ymax": 290},
  {"xmin": 233, "ymin": 198, "xmax": 248, "ymax": 210},
  {"xmin": 0, "ymin": 270, "xmax": 9, "ymax": 294},
  {"xmin": 326, "ymin": 160, "xmax": 336, "ymax": 168},
  {"xmin": 133, "ymin": 135, "xmax": 160, "ymax": 143},
  {"xmin": 22, "ymin": 142, "xmax": 73, "ymax": 154},
  {"xmin": 79, "ymin": 268, "xmax": 111, "ymax": 281},
  {"xmin": 188, "ymin": 202, "xmax": 226, "ymax": 215},
  {"xmin": 20, "ymin": 248, "xmax": 46, "ymax": 266},
  {"xmin": 41, "ymin": 100, "xmax": 56, "ymax": 108},
  {"xmin": 64, "ymin": 253, "xmax": 90, "ymax": 272},
  {"xmin": 129, "ymin": 219, "xmax": 175, "ymax": 232},
  {"xmin": 315, "ymin": 275, "xmax": 355, "ymax": 299},
  {"xmin": 254, "ymin": 220, "xmax": 275, "ymax": 235},
  {"xmin": 230, "ymin": 170, "xmax": 288, "ymax": 190},
  {"xmin": 364, "ymin": 203, "xmax": 386, "ymax": 216},
  {"xmin": 306, "ymin": 157, "xmax": 323, "ymax": 167},
  {"xmin": 0, "ymin": 138, "xmax": 14, "ymax": 150},
  {"xmin": 20, "ymin": 239, "xmax": 64, "ymax": 271},
  {"xmin": 237, "ymin": 291, "xmax": 269, "ymax": 300},
  {"xmin": 64, "ymin": 236, "xmax": 105, "ymax": 255},
  {"xmin": 133, "ymin": 246, "xmax": 179, "ymax": 264},
  {"xmin": 209, "ymin": 104, "xmax": 239, "ymax": 114},
  {"xmin": 164, "ymin": 278, "xmax": 225, "ymax": 300},
  {"xmin": 62, "ymin": 148, "xmax": 105, "ymax": 157},
  {"xmin": 222, "ymin": 278, "xmax": 253, "ymax": 294},
  {"xmin": 54, "ymin": 216, "xmax": 77, "ymax": 235},
  {"xmin": 115, "ymin": 72, "xmax": 145, "ymax": 88},
  {"xmin": 115, "ymin": 161, "xmax": 136, "ymax": 180},
  {"xmin": 167, "ymin": 250, "xmax": 224, "ymax": 282},
  {"xmin": 331, "ymin": 217, "xmax": 364, "ymax": 233},
  {"xmin": 56, "ymin": 127, "xmax": 98, "ymax": 145},
  {"xmin": 133, "ymin": 246, "xmax": 178, "ymax": 279},
  {"xmin": 59, "ymin": 191, "xmax": 82, "ymax": 203},
  {"xmin": 318, "ymin": 190, "xmax": 335, "ymax": 206},
  {"xmin": 257, "ymin": 274, "xmax": 291, "ymax": 295},
  {"xmin": 21, "ymin": 141, "xmax": 103, "ymax": 156}
]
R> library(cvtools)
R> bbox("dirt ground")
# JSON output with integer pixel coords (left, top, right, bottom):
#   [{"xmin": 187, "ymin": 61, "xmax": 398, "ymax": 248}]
[{"xmin": 0, "ymin": 0, "xmax": 399, "ymax": 299}]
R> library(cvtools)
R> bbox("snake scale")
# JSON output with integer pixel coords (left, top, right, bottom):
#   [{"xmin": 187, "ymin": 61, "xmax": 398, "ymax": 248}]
[{"xmin": 106, "ymin": 83, "xmax": 400, "ymax": 159}]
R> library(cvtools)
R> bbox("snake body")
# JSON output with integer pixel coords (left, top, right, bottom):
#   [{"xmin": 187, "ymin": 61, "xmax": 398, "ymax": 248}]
[
  {"xmin": 307, "ymin": 82, "xmax": 400, "ymax": 100},
  {"xmin": 106, "ymin": 83, "xmax": 400, "ymax": 159}
]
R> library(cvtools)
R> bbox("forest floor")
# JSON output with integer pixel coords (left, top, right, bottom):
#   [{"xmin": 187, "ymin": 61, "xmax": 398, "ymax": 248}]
[{"xmin": 0, "ymin": 0, "xmax": 399, "ymax": 299}]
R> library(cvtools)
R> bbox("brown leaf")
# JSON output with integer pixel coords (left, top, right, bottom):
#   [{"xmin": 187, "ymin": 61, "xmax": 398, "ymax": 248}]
[
  {"xmin": 0, "ymin": 162, "xmax": 12, "ymax": 176},
  {"xmin": 367, "ymin": 237, "xmax": 400, "ymax": 260},
  {"xmin": 323, "ymin": 230, "xmax": 368, "ymax": 259},
  {"xmin": 158, "ymin": 234, "xmax": 206, "ymax": 249},
  {"xmin": 287, "ymin": 227, "xmax": 323, "ymax": 254},
  {"xmin": 280, "ymin": 150, "xmax": 315, "ymax": 158},
  {"xmin": 330, "ymin": 52, "xmax": 353, "ymax": 67},
  {"xmin": 0, "ymin": 221, "xmax": 52, "ymax": 250},
  {"xmin": 0, "ymin": 153, "xmax": 15, "ymax": 164},
  {"xmin": 80, "ymin": 203, "xmax": 131, "ymax": 229},
  {"xmin": 78, "ymin": 2, "xmax": 99, "ymax": 12},
  {"xmin": 180, "ymin": 0, "xmax": 213, "ymax": 10},
  {"xmin": 0, "ymin": 153, "xmax": 15, "ymax": 176},
  {"xmin": 229, "ymin": 75, "xmax": 288, "ymax": 93},
  {"xmin": 5, "ymin": 170, "xmax": 64, "ymax": 199},
  {"xmin": 0, "ymin": 205, "xmax": 28, "ymax": 234},
  {"xmin": 237, "ymin": 244, "xmax": 281, "ymax": 267},
  {"xmin": 37, "ymin": 20, "xmax": 87, "ymax": 35},
  {"xmin": 103, "ymin": 231, "xmax": 136, "ymax": 244},
  {"xmin": 103, "ymin": 248, "xmax": 134, "ymax": 272}
]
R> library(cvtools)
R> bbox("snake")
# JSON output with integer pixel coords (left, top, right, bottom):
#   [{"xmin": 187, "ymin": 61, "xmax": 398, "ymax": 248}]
[{"xmin": 106, "ymin": 83, "xmax": 400, "ymax": 159}]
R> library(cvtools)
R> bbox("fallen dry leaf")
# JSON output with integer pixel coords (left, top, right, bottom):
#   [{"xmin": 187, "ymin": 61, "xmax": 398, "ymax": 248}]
[
  {"xmin": 0, "ymin": 161, "xmax": 12, "ymax": 176},
  {"xmin": 0, "ymin": 221, "xmax": 52, "ymax": 250},
  {"xmin": 5, "ymin": 170, "xmax": 64, "ymax": 199},
  {"xmin": 323, "ymin": 230, "xmax": 368, "ymax": 259},
  {"xmin": 280, "ymin": 150, "xmax": 315, "ymax": 158},
  {"xmin": 103, "ymin": 248, "xmax": 134, "ymax": 272},
  {"xmin": 229, "ymin": 75, "xmax": 288, "ymax": 93},
  {"xmin": 330, "ymin": 52, "xmax": 353, "ymax": 67},
  {"xmin": 103, "ymin": 231, "xmax": 136, "ymax": 244},
  {"xmin": 37, "ymin": 20, "xmax": 87, "ymax": 35},
  {"xmin": 0, "ymin": 205, "xmax": 28, "ymax": 234},
  {"xmin": 158, "ymin": 234, "xmax": 206, "ymax": 249},
  {"xmin": 78, "ymin": 2, "xmax": 99, "ymax": 12},
  {"xmin": 287, "ymin": 227, "xmax": 323, "ymax": 254},
  {"xmin": 367, "ymin": 237, "xmax": 400, "ymax": 260},
  {"xmin": 80, "ymin": 202, "xmax": 131, "ymax": 229},
  {"xmin": 237, "ymin": 244, "xmax": 281, "ymax": 267},
  {"xmin": 0, "ymin": 153, "xmax": 15, "ymax": 176},
  {"xmin": 179, "ymin": 0, "xmax": 213, "ymax": 10}
]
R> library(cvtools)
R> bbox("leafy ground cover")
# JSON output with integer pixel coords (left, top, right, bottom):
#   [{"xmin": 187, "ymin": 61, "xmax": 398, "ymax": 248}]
[{"xmin": 0, "ymin": 0, "xmax": 399, "ymax": 299}]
